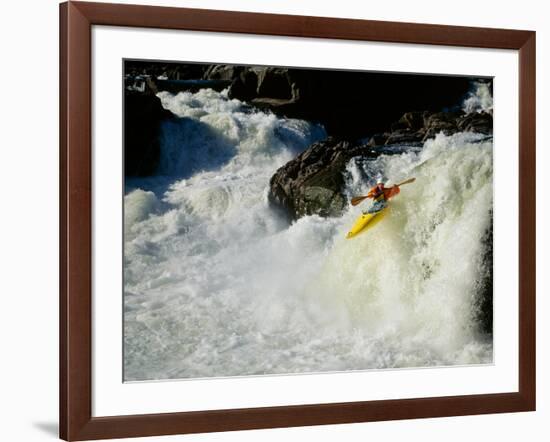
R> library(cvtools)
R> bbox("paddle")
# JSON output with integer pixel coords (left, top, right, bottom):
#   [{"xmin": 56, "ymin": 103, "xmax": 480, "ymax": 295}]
[{"xmin": 350, "ymin": 177, "xmax": 416, "ymax": 206}]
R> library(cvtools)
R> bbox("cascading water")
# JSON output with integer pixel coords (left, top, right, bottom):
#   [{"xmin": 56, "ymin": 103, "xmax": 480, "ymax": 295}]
[
  {"xmin": 124, "ymin": 87, "xmax": 493, "ymax": 381},
  {"xmin": 462, "ymin": 80, "xmax": 493, "ymax": 114}
]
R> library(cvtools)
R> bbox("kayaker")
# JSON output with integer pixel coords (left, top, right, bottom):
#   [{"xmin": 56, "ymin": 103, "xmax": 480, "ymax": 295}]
[{"xmin": 364, "ymin": 181, "xmax": 400, "ymax": 214}]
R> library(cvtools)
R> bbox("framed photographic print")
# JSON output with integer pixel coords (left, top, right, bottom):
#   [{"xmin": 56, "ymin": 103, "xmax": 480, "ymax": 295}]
[{"xmin": 60, "ymin": 1, "xmax": 536, "ymax": 440}]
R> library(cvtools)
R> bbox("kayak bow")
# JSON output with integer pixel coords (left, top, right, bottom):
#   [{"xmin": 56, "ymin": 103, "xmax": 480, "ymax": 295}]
[{"xmin": 346, "ymin": 207, "xmax": 388, "ymax": 239}]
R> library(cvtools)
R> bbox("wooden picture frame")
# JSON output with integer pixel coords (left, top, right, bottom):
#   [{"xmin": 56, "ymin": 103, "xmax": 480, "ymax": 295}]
[{"xmin": 60, "ymin": 1, "xmax": 536, "ymax": 440}]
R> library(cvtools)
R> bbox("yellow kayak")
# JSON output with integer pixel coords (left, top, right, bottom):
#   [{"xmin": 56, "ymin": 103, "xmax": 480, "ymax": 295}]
[{"xmin": 346, "ymin": 207, "xmax": 388, "ymax": 239}]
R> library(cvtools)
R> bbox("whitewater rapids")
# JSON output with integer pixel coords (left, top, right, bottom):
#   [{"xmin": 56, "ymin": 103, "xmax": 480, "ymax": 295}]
[{"xmin": 124, "ymin": 88, "xmax": 493, "ymax": 381}]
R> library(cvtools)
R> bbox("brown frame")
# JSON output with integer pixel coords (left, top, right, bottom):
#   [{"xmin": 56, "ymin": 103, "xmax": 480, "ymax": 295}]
[{"xmin": 60, "ymin": 1, "xmax": 536, "ymax": 440}]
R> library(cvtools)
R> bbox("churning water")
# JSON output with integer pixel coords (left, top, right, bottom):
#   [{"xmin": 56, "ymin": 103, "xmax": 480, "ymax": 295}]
[{"xmin": 124, "ymin": 88, "xmax": 493, "ymax": 381}]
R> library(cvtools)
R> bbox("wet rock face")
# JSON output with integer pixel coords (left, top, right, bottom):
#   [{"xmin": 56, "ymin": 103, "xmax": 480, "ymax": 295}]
[
  {"xmin": 124, "ymin": 91, "xmax": 175, "ymax": 176},
  {"xmin": 398, "ymin": 111, "xmax": 427, "ymax": 131},
  {"xmin": 229, "ymin": 67, "xmax": 473, "ymax": 139},
  {"xmin": 269, "ymin": 138, "xmax": 378, "ymax": 219},
  {"xmin": 457, "ymin": 111, "xmax": 493, "ymax": 134},
  {"xmin": 203, "ymin": 65, "xmax": 243, "ymax": 81},
  {"xmin": 256, "ymin": 68, "xmax": 296, "ymax": 100},
  {"xmin": 476, "ymin": 211, "xmax": 493, "ymax": 336},
  {"xmin": 423, "ymin": 111, "xmax": 463, "ymax": 138},
  {"xmin": 366, "ymin": 110, "xmax": 493, "ymax": 147}
]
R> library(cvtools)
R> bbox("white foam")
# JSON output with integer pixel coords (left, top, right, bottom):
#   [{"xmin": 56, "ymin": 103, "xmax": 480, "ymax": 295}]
[{"xmin": 462, "ymin": 81, "xmax": 493, "ymax": 114}]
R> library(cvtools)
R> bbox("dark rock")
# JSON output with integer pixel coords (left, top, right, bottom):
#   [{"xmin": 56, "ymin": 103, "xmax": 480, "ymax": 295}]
[
  {"xmin": 379, "ymin": 109, "xmax": 493, "ymax": 144},
  {"xmin": 457, "ymin": 111, "xmax": 493, "ymax": 135},
  {"xmin": 422, "ymin": 111, "xmax": 463, "ymax": 140},
  {"xmin": 367, "ymin": 133, "xmax": 389, "ymax": 147},
  {"xmin": 390, "ymin": 120, "xmax": 409, "ymax": 132},
  {"xmin": 124, "ymin": 75, "xmax": 158, "ymax": 95},
  {"xmin": 385, "ymin": 129, "xmax": 424, "ymax": 145},
  {"xmin": 228, "ymin": 69, "xmax": 259, "ymax": 102},
  {"xmin": 203, "ymin": 64, "xmax": 242, "ymax": 81},
  {"xmin": 144, "ymin": 77, "xmax": 159, "ymax": 95},
  {"xmin": 256, "ymin": 68, "xmax": 295, "ymax": 100},
  {"xmin": 230, "ymin": 67, "xmax": 472, "ymax": 139},
  {"xmin": 124, "ymin": 91, "xmax": 175, "ymax": 176},
  {"xmin": 399, "ymin": 111, "xmax": 428, "ymax": 131},
  {"xmin": 269, "ymin": 138, "xmax": 377, "ymax": 219},
  {"xmin": 250, "ymin": 97, "xmax": 299, "ymax": 115},
  {"xmin": 228, "ymin": 67, "xmax": 298, "ymax": 103}
]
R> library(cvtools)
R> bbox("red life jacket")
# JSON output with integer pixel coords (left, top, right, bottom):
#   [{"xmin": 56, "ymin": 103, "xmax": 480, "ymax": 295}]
[
  {"xmin": 368, "ymin": 183, "xmax": 385, "ymax": 199},
  {"xmin": 368, "ymin": 184, "xmax": 400, "ymax": 200},
  {"xmin": 383, "ymin": 185, "xmax": 400, "ymax": 200}
]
